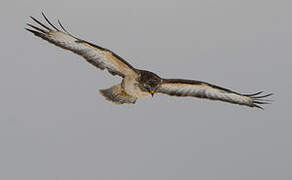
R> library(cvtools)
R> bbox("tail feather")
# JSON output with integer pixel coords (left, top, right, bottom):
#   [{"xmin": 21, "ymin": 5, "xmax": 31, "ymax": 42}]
[{"xmin": 99, "ymin": 84, "xmax": 137, "ymax": 104}]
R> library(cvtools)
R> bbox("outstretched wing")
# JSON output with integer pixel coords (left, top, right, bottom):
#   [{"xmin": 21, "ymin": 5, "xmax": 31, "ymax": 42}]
[
  {"xmin": 157, "ymin": 79, "xmax": 272, "ymax": 109},
  {"xmin": 25, "ymin": 13, "xmax": 137, "ymax": 77}
]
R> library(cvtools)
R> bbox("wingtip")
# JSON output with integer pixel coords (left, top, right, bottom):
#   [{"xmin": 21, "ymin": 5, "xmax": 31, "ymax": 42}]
[
  {"xmin": 29, "ymin": 15, "xmax": 51, "ymax": 31},
  {"xmin": 244, "ymin": 91, "xmax": 264, "ymax": 97},
  {"xmin": 254, "ymin": 104, "xmax": 264, "ymax": 110},
  {"xmin": 41, "ymin": 12, "xmax": 60, "ymax": 31},
  {"xmin": 249, "ymin": 91, "xmax": 273, "ymax": 110},
  {"xmin": 26, "ymin": 23, "xmax": 47, "ymax": 33},
  {"xmin": 25, "ymin": 28, "xmax": 36, "ymax": 33},
  {"xmin": 25, "ymin": 28, "xmax": 41, "ymax": 35},
  {"xmin": 25, "ymin": 27, "xmax": 30, "ymax": 30},
  {"xmin": 57, "ymin": 19, "xmax": 70, "ymax": 34}
]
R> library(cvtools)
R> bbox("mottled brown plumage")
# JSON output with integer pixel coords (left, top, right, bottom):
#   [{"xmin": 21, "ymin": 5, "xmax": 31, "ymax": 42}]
[{"xmin": 26, "ymin": 13, "xmax": 272, "ymax": 108}]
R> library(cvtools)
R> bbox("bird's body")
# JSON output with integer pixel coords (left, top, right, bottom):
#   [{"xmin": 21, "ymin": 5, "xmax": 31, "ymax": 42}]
[
  {"xmin": 122, "ymin": 73, "xmax": 147, "ymax": 98},
  {"xmin": 26, "ymin": 13, "xmax": 272, "ymax": 108}
]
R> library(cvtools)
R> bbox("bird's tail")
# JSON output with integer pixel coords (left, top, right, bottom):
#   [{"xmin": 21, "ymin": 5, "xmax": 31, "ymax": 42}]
[{"xmin": 99, "ymin": 84, "xmax": 137, "ymax": 104}]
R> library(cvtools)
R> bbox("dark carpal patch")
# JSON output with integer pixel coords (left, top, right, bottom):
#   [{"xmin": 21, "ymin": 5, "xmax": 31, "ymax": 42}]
[{"xmin": 138, "ymin": 70, "xmax": 161, "ymax": 85}]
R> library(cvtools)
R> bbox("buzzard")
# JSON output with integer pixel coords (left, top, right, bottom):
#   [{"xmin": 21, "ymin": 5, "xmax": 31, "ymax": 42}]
[{"xmin": 26, "ymin": 13, "xmax": 272, "ymax": 108}]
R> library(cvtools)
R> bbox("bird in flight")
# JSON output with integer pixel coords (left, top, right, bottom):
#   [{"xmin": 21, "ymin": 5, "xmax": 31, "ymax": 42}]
[{"xmin": 26, "ymin": 13, "xmax": 272, "ymax": 108}]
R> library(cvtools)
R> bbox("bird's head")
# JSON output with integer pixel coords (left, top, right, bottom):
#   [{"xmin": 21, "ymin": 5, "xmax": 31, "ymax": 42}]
[{"xmin": 137, "ymin": 70, "xmax": 162, "ymax": 97}]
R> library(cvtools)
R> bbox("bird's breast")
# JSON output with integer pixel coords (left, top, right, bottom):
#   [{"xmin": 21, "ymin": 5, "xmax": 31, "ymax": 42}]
[{"xmin": 122, "ymin": 77, "xmax": 150, "ymax": 98}]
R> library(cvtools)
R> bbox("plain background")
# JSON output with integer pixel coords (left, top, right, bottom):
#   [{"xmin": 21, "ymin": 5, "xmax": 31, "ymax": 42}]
[{"xmin": 0, "ymin": 0, "xmax": 291, "ymax": 179}]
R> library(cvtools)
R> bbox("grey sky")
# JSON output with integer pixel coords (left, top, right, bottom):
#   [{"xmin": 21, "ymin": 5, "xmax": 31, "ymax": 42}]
[{"xmin": 0, "ymin": 0, "xmax": 291, "ymax": 179}]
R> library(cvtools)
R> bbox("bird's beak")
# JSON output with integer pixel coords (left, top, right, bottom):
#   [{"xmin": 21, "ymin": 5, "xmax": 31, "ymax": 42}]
[{"xmin": 150, "ymin": 89, "xmax": 155, "ymax": 97}]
